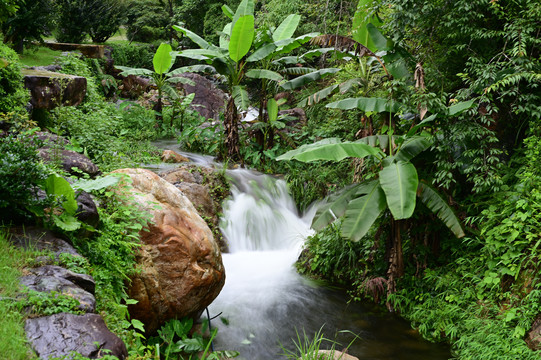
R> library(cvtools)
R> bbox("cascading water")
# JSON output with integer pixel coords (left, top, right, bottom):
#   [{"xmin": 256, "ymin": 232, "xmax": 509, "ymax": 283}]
[{"xmin": 209, "ymin": 168, "xmax": 450, "ymax": 360}]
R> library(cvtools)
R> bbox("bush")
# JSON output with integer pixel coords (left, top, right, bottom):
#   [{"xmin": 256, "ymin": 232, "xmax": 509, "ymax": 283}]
[
  {"xmin": 0, "ymin": 42, "xmax": 29, "ymax": 114},
  {"xmin": 53, "ymin": 0, "xmax": 90, "ymax": 43},
  {"xmin": 0, "ymin": 132, "xmax": 49, "ymax": 222},
  {"xmin": 87, "ymin": 0, "xmax": 127, "ymax": 43},
  {"xmin": 107, "ymin": 42, "xmax": 155, "ymax": 69}
]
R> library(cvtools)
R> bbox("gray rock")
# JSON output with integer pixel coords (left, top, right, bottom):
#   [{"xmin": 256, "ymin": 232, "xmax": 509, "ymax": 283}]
[
  {"xmin": 22, "ymin": 69, "xmax": 87, "ymax": 110},
  {"xmin": 8, "ymin": 226, "xmax": 81, "ymax": 262},
  {"xmin": 21, "ymin": 269, "xmax": 96, "ymax": 313},
  {"xmin": 38, "ymin": 148, "xmax": 101, "ymax": 177},
  {"xmin": 75, "ymin": 190, "xmax": 100, "ymax": 228},
  {"xmin": 27, "ymin": 265, "xmax": 95, "ymax": 294},
  {"xmin": 25, "ymin": 313, "xmax": 128, "ymax": 359}
]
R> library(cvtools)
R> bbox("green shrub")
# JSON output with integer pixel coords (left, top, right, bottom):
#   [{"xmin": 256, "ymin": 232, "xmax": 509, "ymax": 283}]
[
  {"xmin": 0, "ymin": 42, "xmax": 29, "ymax": 114},
  {"xmin": 107, "ymin": 42, "xmax": 155, "ymax": 69},
  {"xmin": 0, "ymin": 133, "xmax": 49, "ymax": 222}
]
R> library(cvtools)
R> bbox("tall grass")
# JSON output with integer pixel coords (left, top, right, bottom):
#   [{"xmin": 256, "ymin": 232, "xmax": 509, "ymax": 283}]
[{"xmin": 0, "ymin": 228, "xmax": 37, "ymax": 359}]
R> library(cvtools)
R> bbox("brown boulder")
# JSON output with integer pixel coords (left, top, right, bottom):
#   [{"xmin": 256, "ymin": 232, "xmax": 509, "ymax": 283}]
[
  {"xmin": 42, "ymin": 42, "xmax": 105, "ymax": 58},
  {"xmin": 23, "ymin": 69, "xmax": 87, "ymax": 110},
  {"xmin": 112, "ymin": 168, "xmax": 225, "ymax": 334},
  {"xmin": 161, "ymin": 150, "xmax": 190, "ymax": 163},
  {"xmin": 120, "ymin": 75, "xmax": 150, "ymax": 99}
]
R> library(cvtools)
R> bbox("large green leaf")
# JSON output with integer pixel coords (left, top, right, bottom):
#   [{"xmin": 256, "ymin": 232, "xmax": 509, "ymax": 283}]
[
  {"xmin": 355, "ymin": 134, "xmax": 398, "ymax": 151},
  {"xmin": 312, "ymin": 184, "xmax": 360, "ymax": 230},
  {"xmin": 447, "ymin": 100, "xmax": 475, "ymax": 116},
  {"xmin": 72, "ymin": 175, "xmax": 121, "ymax": 192},
  {"xmin": 280, "ymin": 68, "xmax": 340, "ymax": 90},
  {"xmin": 167, "ymin": 65, "xmax": 216, "ymax": 76},
  {"xmin": 222, "ymin": 4, "xmax": 234, "ymax": 19},
  {"xmin": 297, "ymin": 84, "xmax": 339, "ymax": 107},
  {"xmin": 116, "ymin": 66, "xmax": 153, "ymax": 77},
  {"xmin": 276, "ymin": 138, "xmax": 383, "ymax": 162},
  {"xmin": 352, "ymin": 0, "xmax": 382, "ymax": 52},
  {"xmin": 417, "ymin": 182, "xmax": 465, "ymax": 238},
  {"xmin": 229, "ymin": 15, "xmax": 254, "ymax": 63},
  {"xmin": 220, "ymin": 23, "xmax": 232, "ymax": 49},
  {"xmin": 153, "ymin": 43, "xmax": 173, "ymax": 75},
  {"xmin": 366, "ymin": 23, "xmax": 392, "ymax": 51},
  {"xmin": 275, "ymin": 32, "xmax": 319, "ymax": 54},
  {"xmin": 273, "ymin": 14, "xmax": 301, "ymax": 42},
  {"xmin": 246, "ymin": 43, "xmax": 277, "ymax": 62},
  {"xmin": 342, "ymin": 181, "xmax": 387, "ymax": 241},
  {"xmin": 267, "ymin": 98, "xmax": 278, "ymax": 122},
  {"xmin": 394, "ymin": 135, "xmax": 432, "ymax": 162},
  {"xmin": 173, "ymin": 25, "xmax": 217, "ymax": 51},
  {"xmin": 379, "ymin": 161, "xmax": 418, "ymax": 219},
  {"xmin": 232, "ymin": 85, "xmax": 250, "ymax": 110},
  {"xmin": 44, "ymin": 174, "xmax": 78, "ymax": 215},
  {"xmin": 245, "ymin": 69, "xmax": 284, "ymax": 82},
  {"xmin": 166, "ymin": 77, "xmax": 195, "ymax": 86},
  {"xmin": 326, "ymin": 97, "xmax": 400, "ymax": 113},
  {"xmin": 232, "ymin": 0, "xmax": 254, "ymax": 30}
]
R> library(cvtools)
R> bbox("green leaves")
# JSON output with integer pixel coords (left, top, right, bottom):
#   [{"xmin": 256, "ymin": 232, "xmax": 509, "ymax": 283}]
[
  {"xmin": 273, "ymin": 14, "xmax": 301, "ymax": 42},
  {"xmin": 280, "ymin": 68, "xmax": 340, "ymax": 90},
  {"xmin": 379, "ymin": 161, "xmax": 418, "ymax": 219},
  {"xmin": 153, "ymin": 43, "xmax": 173, "ymax": 75},
  {"xmin": 342, "ymin": 181, "xmax": 387, "ymax": 241},
  {"xmin": 418, "ymin": 182, "xmax": 465, "ymax": 238},
  {"xmin": 326, "ymin": 97, "xmax": 401, "ymax": 113},
  {"xmin": 277, "ymin": 138, "xmax": 383, "ymax": 162},
  {"xmin": 229, "ymin": 15, "xmax": 254, "ymax": 63},
  {"xmin": 232, "ymin": 85, "xmax": 249, "ymax": 110},
  {"xmin": 267, "ymin": 98, "xmax": 278, "ymax": 123},
  {"xmin": 245, "ymin": 69, "xmax": 284, "ymax": 82}
]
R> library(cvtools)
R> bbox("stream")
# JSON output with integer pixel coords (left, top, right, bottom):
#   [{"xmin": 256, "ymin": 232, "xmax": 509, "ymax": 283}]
[{"xmin": 151, "ymin": 140, "xmax": 451, "ymax": 360}]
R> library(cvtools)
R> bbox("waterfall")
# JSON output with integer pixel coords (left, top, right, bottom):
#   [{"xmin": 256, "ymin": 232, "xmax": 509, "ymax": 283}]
[{"xmin": 207, "ymin": 167, "xmax": 450, "ymax": 360}]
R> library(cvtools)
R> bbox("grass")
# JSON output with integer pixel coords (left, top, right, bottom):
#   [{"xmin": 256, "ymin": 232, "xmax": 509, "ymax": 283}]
[
  {"xmin": 18, "ymin": 46, "xmax": 62, "ymax": 67},
  {"xmin": 0, "ymin": 228, "xmax": 37, "ymax": 360}
]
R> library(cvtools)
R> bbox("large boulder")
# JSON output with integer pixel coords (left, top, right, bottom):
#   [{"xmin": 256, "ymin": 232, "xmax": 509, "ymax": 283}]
[
  {"xmin": 25, "ymin": 313, "xmax": 127, "ymax": 359},
  {"xmin": 23, "ymin": 69, "xmax": 87, "ymax": 110},
  {"xmin": 159, "ymin": 165, "xmax": 230, "ymax": 251},
  {"xmin": 42, "ymin": 42, "xmax": 105, "ymax": 58},
  {"xmin": 176, "ymin": 73, "xmax": 227, "ymax": 120},
  {"xmin": 112, "ymin": 168, "xmax": 225, "ymax": 333}
]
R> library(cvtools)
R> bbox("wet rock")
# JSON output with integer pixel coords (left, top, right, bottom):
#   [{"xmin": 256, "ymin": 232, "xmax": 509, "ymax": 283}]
[
  {"xmin": 25, "ymin": 313, "xmax": 127, "ymax": 359},
  {"xmin": 161, "ymin": 150, "xmax": 189, "ymax": 163},
  {"xmin": 30, "ymin": 131, "xmax": 70, "ymax": 148},
  {"xmin": 8, "ymin": 226, "xmax": 81, "ymax": 262},
  {"xmin": 316, "ymin": 350, "xmax": 359, "ymax": 360},
  {"xmin": 21, "ymin": 266, "xmax": 96, "ymax": 313},
  {"xmin": 526, "ymin": 316, "xmax": 541, "ymax": 350},
  {"xmin": 27, "ymin": 265, "xmax": 95, "ymax": 294},
  {"xmin": 112, "ymin": 168, "xmax": 225, "ymax": 333},
  {"xmin": 176, "ymin": 72, "xmax": 227, "ymax": 120},
  {"xmin": 23, "ymin": 69, "xmax": 86, "ymax": 110},
  {"xmin": 38, "ymin": 148, "xmax": 101, "ymax": 177},
  {"xmin": 75, "ymin": 190, "xmax": 100, "ymax": 228}
]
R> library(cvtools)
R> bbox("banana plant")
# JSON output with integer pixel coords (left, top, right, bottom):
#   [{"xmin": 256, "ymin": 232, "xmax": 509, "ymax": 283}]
[
  {"xmin": 116, "ymin": 43, "xmax": 194, "ymax": 127},
  {"xmin": 277, "ymin": 100, "xmax": 473, "ymax": 289},
  {"xmin": 173, "ymin": 0, "xmax": 339, "ymax": 160}
]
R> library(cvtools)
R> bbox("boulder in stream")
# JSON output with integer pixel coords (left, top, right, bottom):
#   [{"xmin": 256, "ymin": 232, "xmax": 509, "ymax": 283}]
[{"xmin": 112, "ymin": 168, "xmax": 225, "ymax": 334}]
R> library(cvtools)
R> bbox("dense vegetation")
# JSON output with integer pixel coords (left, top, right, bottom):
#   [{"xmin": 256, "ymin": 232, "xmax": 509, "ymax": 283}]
[{"xmin": 1, "ymin": 0, "xmax": 541, "ymax": 359}]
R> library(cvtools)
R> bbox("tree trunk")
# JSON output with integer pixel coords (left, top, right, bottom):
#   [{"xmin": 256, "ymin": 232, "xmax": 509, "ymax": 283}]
[
  {"xmin": 224, "ymin": 97, "xmax": 241, "ymax": 162},
  {"xmin": 386, "ymin": 218, "xmax": 404, "ymax": 311}
]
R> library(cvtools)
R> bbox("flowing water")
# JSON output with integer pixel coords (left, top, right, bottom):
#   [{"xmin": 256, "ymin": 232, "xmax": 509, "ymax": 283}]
[{"xmin": 150, "ymin": 140, "xmax": 450, "ymax": 359}]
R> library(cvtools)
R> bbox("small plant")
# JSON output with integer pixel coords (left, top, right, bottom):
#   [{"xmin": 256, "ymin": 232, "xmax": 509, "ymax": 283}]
[
  {"xmin": 281, "ymin": 327, "xmax": 357, "ymax": 360},
  {"xmin": 17, "ymin": 290, "xmax": 84, "ymax": 316}
]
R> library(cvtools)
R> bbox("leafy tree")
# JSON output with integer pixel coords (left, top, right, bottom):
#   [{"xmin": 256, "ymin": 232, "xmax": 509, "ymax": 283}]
[
  {"xmin": 87, "ymin": 0, "xmax": 127, "ymax": 43},
  {"xmin": 0, "ymin": 0, "xmax": 19, "ymax": 23},
  {"xmin": 125, "ymin": 0, "xmax": 169, "ymax": 43},
  {"xmin": 54, "ymin": 0, "xmax": 126, "ymax": 43},
  {"xmin": 1, "ymin": 0, "xmax": 53, "ymax": 54}
]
